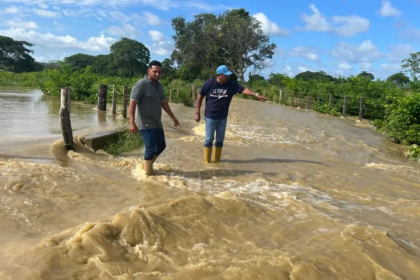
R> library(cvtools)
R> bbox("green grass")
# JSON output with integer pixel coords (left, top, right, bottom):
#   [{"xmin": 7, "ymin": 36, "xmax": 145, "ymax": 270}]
[{"xmin": 102, "ymin": 128, "xmax": 144, "ymax": 155}]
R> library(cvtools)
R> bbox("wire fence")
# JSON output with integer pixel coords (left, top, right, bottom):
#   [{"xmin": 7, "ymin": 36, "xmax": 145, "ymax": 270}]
[{"xmin": 260, "ymin": 89, "xmax": 387, "ymax": 121}]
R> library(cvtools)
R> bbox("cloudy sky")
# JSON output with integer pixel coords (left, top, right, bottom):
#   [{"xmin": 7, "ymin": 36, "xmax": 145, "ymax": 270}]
[{"xmin": 0, "ymin": 0, "xmax": 418, "ymax": 79}]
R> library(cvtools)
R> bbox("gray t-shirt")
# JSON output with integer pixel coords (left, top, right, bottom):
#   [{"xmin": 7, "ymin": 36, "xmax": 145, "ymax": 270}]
[{"xmin": 130, "ymin": 77, "xmax": 165, "ymax": 130}]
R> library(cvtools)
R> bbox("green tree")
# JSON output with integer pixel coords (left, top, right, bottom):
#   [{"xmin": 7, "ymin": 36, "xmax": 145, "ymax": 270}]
[
  {"xmin": 171, "ymin": 9, "xmax": 276, "ymax": 82},
  {"xmin": 267, "ymin": 73, "xmax": 290, "ymax": 87},
  {"xmin": 64, "ymin": 53, "xmax": 96, "ymax": 72},
  {"xmin": 401, "ymin": 52, "xmax": 420, "ymax": 81},
  {"xmin": 92, "ymin": 54, "xmax": 118, "ymax": 76},
  {"xmin": 387, "ymin": 72, "xmax": 410, "ymax": 89},
  {"xmin": 248, "ymin": 73, "xmax": 265, "ymax": 84},
  {"xmin": 295, "ymin": 71, "xmax": 334, "ymax": 82},
  {"xmin": 357, "ymin": 71, "xmax": 375, "ymax": 81},
  {"xmin": 110, "ymin": 38, "xmax": 150, "ymax": 78},
  {"xmin": 0, "ymin": 35, "xmax": 36, "ymax": 72}
]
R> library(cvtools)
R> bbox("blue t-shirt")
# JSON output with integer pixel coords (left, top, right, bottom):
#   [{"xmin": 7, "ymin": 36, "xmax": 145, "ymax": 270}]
[{"xmin": 199, "ymin": 78, "xmax": 245, "ymax": 120}]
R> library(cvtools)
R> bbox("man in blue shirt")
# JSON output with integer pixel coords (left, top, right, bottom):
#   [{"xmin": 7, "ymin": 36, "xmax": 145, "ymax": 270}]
[{"xmin": 195, "ymin": 65, "xmax": 267, "ymax": 163}]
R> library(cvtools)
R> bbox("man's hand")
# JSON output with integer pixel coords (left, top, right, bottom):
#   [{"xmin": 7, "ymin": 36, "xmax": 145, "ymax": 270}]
[
  {"xmin": 195, "ymin": 113, "xmax": 201, "ymax": 122},
  {"xmin": 172, "ymin": 117, "xmax": 180, "ymax": 127},
  {"xmin": 129, "ymin": 122, "xmax": 139, "ymax": 134},
  {"xmin": 256, "ymin": 94, "xmax": 268, "ymax": 102}
]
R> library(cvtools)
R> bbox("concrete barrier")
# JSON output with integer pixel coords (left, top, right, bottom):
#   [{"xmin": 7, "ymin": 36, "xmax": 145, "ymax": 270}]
[{"xmin": 79, "ymin": 130, "xmax": 125, "ymax": 151}]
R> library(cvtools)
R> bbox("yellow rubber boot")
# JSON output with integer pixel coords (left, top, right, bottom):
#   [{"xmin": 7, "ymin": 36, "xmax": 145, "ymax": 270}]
[
  {"xmin": 214, "ymin": 147, "xmax": 222, "ymax": 163},
  {"xmin": 143, "ymin": 160, "xmax": 154, "ymax": 176},
  {"xmin": 204, "ymin": 147, "xmax": 212, "ymax": 163}
]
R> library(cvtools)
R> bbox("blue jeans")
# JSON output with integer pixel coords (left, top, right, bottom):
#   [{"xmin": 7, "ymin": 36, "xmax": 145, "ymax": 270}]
[
  {"xmin": 204, "ymin": 117, "xmax": 227, "ymax": 148},
  {"xmin": 140, "ymin": 129, "xmax": 166, "ymax": 160}
]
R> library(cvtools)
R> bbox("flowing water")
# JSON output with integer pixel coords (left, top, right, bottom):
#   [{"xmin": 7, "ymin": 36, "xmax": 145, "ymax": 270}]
[{"xmin": 0, "ymin": 88, "xmax": 420, "ymax": 280}]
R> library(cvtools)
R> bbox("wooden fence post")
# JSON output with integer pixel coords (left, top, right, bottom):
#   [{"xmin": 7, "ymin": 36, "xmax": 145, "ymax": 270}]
[
  {"xmin": 299, "ymin": 93, "xmax": 302, "ymax": 108},
  {"xmin": 307, "ymin": 95, "xmax": 310, "ymax": 110},
  {"xmin": 169, "ymin": 83, "xmax": 173, "ymax": 102},
  {"xmin": 291, "ymin": 92, "xmax": 294, "ymax": 107},
  {"xmin": 329, "ymin": 94, "xmax": 332, "ymax": 109},
  {"xmin": 317, "ymin": 94, "xmax": 320, "ymax": 106},
  {"xmin": 192, "ymin": 84, "xmax": 196, "ymax": 100},
  {"xmin": 59, "ymin": 87, "xmax": 74, "ymax": 151},
  {"xmin": 342, "ymin": 95, "xmax": 348, "ymax": 116},
  {"xmin": 123, "ymin": 85, "xmax": 128, "ymax": 118},
  {"xmin": 359, "ymin": 96, "xmax": 364, "ymax": 121},
  {"xmin": 112, "ymin": 85, "xmax": 117, "ymax": 114},
  {"xmin": 279, "ymin": 90, "xmax": 282, "ymax": 104},
  {"xmin": 98, "ymin": 84, "xmax": 107, "ymax": 111}
]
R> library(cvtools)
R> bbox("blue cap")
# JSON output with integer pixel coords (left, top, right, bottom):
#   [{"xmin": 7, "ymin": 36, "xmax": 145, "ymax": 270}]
[{"xmin": 216, "ymin": 65, "xmax": 232, "ymax": 76}]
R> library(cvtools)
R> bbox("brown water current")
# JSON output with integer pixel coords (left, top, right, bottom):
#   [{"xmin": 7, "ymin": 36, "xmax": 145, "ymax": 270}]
[{"xmin": 0, "ymin": 89, "xmax": 420, "ymax": 279}]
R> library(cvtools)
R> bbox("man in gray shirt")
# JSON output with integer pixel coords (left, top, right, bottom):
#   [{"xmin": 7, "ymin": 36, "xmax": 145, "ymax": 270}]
[{"xmin": 129, "ymin": 60, "xmax": 180, "ymax": 176}]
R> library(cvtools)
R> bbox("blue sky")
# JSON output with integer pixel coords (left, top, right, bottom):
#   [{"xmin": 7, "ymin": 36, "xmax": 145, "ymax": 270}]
[{"xmin": 0, "ymin": 0, "xmax": 419, "ymax": 80}]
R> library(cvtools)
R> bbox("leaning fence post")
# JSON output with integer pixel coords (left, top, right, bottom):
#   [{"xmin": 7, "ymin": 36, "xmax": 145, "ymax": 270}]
[
  {"xmin": 329, "ymin": 94, "xmax": 332, "ymax": 109},
  {"xmin": 342, "ymin": 95, "xmax": 348, "ymax": 116},
  {"xmin": 192, "ymin": 84, "xmax": 196, "ymax": 100},
  {"xmin": 59, "ymin": 87, "xmax": 74, "ymax": 151},
  {"xmin": 169, "ymin": 83, "xmax": 173, "ymax": 102},
  {"xmin": 98, "ymin": 84, "xmax": 107, "ymax": 111},
  {"xmin": 123, "ymin": 85, "xmax": 128, "ymax": 118},
  {"xmin": 359, "ymin": 96, "xmax": 364, "ymax": 121},
  {"xmin": 112, "ymin": 85, "xmax": 117, "ymax": 114}
]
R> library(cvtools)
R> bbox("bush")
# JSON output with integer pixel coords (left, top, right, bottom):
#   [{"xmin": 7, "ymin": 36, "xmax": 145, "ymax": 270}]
[
  {"xmin": 408, "ymin": 145, "xmax": 420, "ymax": 161},
  {"xmin": 382, "ymin": 94, "xmax": 420, "ymax": 145}
]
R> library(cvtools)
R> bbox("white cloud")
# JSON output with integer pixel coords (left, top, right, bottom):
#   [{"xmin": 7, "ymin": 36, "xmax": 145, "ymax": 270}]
[
  {"xmin": 110, "ymin": 11, "xmax": 129, "ymax": 22},
  {"xmin": 333, "ymin": 16, "xmax": 370, "ymax": 37},
  {"xmin": 332, "ymin": 40, "xmax": 382, "ymax": 64},
  {"xmin": 338, "ymin": 62, "xmax": 352, "ymax": 70},
  {"xmin": 379, "ymin": 1, "xmax": 401, "ymax": 17},
  {"xmin": 401, "ymin": 28, "xmax": 420, "ymax": 40},
  {"xmin": 150, "ymin": 40, "xmax": 174, "ymax": 56},
  {"xmin": 298, "ymin": 66, "xmax": 310, "ymax": 73},
  {"xmin": 149, "ymin": 30, "xmax": 164, "ymax": 41},
  {"xmin": 381, "ymin": 63, "xmax": 400, "ymax": 73},
  {"xmin": 284, "ymin": 66, "xmax": 293, "ymax": 76},
  {"xmin": 387, "ymin": 44, "xmax": 414, "ymax": 63},
  {"xmin": 299, "ymin": 4, "xmax": 369, "ymax": 37},
  {"xmin": 0, "ymin": 28, "xmax": 116, "ymax": 52},
  {"xmin": 4, "ymin": 6, "xmax": 19, "ymax": 14},
  {"xmin": 0, "ymin": 0, "xmax": 229, "ymax": 12},
  {"xmin": 38, "ymin": 3, "xmax": 48, "ymax": 9},
  {"xmin": 289, "ymin": 46, "xmax": 318, "ymax": 61},
  {"xmin": 300, "ymin": 4, "xmax": 330, "ymax": 32},
  {"xmin": 107, "ymin": 24, "xmax": 136, "ymax": 38},
  {"xmin": 253, "ymin": 13, "xmax": 287, "ymax": 36},
  {"xmin": 6, "ymin": 18, "xmax": 38, "ymax": 29},
  {"xmin": 359, "ymin": 62, "xmax": 372, "ymax": 71},
  {"xmin": 54, "ymin": 20, "xmax": 64, "ymax": 30},
  {"xmin": 33, "ymin": 8, "xmax": 60, "ymax": 18},
  {"xmin": 144, "ymin": 12, "xmax": 161, "ymax": 26}
]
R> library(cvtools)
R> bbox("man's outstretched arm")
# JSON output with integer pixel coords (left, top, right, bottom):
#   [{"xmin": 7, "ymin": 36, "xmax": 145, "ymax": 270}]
[{"xmin": 242, "ymin": 88, "xmax": 268, "ymax": 101}]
